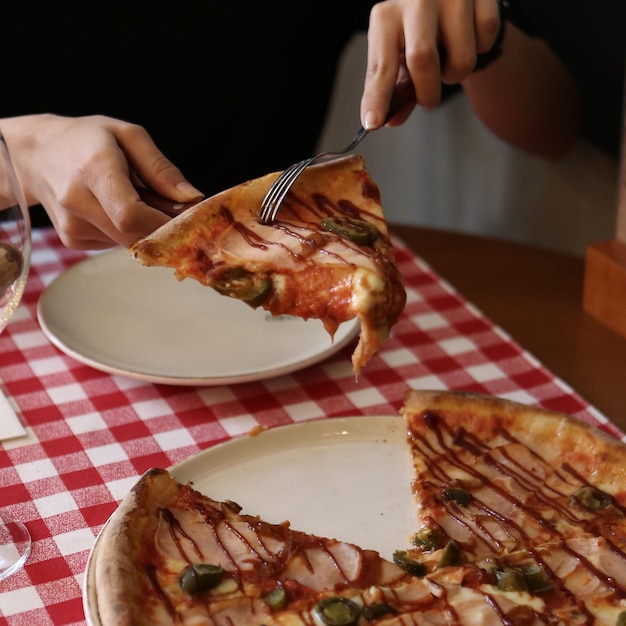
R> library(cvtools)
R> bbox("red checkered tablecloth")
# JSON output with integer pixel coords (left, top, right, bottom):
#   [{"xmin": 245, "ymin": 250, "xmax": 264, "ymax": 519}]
[{"xmin": 0, "ymin": 227, "xmax": 623, "ymax": 625}]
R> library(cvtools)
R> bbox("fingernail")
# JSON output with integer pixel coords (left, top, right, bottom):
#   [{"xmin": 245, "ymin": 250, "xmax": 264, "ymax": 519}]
[
  {"xmin": 363, "ymin": 111, "xmax": 379, "ymax": 130},
  {"xmin": 175, "ymin": 181, "xmax": 204, "ymax": 201}
]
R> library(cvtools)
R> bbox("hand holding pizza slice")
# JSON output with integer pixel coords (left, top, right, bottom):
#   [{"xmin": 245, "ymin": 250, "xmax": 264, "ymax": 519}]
[{"xmin": 129, "ymin": 155, "xmax": 406, "ymax": 374}]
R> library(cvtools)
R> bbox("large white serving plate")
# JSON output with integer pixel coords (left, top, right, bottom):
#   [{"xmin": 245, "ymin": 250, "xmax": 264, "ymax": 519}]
[
  {"xmin": 37, "ymin": 248, "xmax": 359, "ymax": 385},
  {"xmin": 83, "ymin": 415, "xmax": 416, "ymax": 625}
]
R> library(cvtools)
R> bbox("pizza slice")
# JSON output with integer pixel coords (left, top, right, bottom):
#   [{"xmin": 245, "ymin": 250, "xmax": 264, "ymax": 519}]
[
  {"xmin": 400, "ymin": 389, "xmax": 626, "ymax": 625},
  {"xmin": 94, "ymin": 468, "xmax": 447, "ymax": 626},
  {"xmin": 129, "ymin": 155, "xmax": 406, "ymax": 375}
]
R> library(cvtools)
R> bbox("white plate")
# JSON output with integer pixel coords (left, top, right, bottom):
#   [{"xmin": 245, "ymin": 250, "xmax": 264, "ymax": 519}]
[
  {"xmin": 82, "ymin": 416, "xmax": 416, "ymax": 625},
  {"xmin": 37, "ymin": 248, "xmax": 360, "ymax": 385}
]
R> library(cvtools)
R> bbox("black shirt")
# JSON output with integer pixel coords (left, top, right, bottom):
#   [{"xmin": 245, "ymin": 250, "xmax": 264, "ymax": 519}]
[
  {"xmin": 5, "ymin": 1, "xmax": 624, "ymax": 227},
  {"xmin": 507, "ymin": 0, "xmax": 625, "ymax": 158}
]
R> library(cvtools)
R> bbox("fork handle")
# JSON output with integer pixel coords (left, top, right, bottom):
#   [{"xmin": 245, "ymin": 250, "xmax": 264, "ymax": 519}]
[{"xmin": 383, "ymin": 77, "xmax": 416, "ymax": 125}]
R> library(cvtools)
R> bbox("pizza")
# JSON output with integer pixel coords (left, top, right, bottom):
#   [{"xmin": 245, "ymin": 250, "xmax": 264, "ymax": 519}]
[
  {"xmin": 129, "ymin": 154, "xmax": 406, "ymax": 374},
  {"xmin": 94, "ymin": 467, "xmax": 437, "ymax": 626},
  {"xmin": 93, "ymin": 390, "xmax": 626, "ymax": 625},
  {"xmin": 400, "ymin": 389, "xmax": 626, "ymax": 626}
]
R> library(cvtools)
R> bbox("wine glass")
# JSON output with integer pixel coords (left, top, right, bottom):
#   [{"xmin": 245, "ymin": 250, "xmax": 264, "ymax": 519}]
[{"xmin": 0, "ymin": 130, "xmax": 32, "ymax": 579}]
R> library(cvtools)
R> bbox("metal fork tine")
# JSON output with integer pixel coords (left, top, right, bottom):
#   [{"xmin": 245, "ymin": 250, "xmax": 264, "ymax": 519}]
[{"xmin": 260, "ymin": 159, "xmax": 310, "ymax": 223}]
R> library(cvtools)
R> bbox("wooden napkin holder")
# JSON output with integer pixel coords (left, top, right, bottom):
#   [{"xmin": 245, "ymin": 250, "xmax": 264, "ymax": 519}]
[{"xmin": 583, "ymin": 109, "xmax": 626, "ymax": 338}]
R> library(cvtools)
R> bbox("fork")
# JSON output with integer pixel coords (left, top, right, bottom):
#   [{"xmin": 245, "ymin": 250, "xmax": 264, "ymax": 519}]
[{"xmin": 259, "ymin": 77, "xmax": 415, "ymax": 224}]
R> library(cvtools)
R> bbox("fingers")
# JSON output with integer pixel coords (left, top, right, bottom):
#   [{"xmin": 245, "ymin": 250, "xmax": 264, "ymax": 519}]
[
  {"xmin": 361, "ymin": 3, "xmax": 403, "ymax": 130},
  {"xmin": 361, "ymin": 0, "xmax": 503, "ymax": 128},
  {"xmin": 112, "ymin": 122, "xmax": 203, "ymax": 204},
  {"xmin": 473, "ymin": 0, "xmax": 502, "ymax": 53},
  {"xmin": 438, "ymin": 0, "xmax": 477, "ymax": 84},
  {"xmin": 47, "ymin": 182, "xmax": 173, "ymax": 250},
  {"xmin": 361, "ymin": 0, "xmax": 426, "ymax": 130},
  {"xmin": 60, "ymin": 119, "xmax": 201, "ymax": 249}
]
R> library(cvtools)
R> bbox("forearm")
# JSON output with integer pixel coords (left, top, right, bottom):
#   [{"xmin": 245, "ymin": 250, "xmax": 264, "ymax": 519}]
[
  {"xmin": 462, "ymin": 22, "xmax": 583, "ymax": 160},
  {"xmin": 0, "ymin": 114, "xmax": 59, "ymax": 206}
]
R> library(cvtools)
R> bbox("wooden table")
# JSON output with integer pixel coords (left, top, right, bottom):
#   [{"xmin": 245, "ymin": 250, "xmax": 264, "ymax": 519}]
[{"xmin": 392, "ymin": 224, "xmax": 626, "ymax": 432}]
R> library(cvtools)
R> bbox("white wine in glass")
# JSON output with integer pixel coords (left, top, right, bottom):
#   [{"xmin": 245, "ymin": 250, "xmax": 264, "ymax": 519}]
[{"xmin": 0, "ymin": 130, "xmax": 32, "ymax": 579}]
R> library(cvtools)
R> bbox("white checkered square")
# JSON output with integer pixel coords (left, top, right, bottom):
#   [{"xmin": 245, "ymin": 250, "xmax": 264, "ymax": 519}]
[
  {"xmin": 34, "ymin": 491, "xmax": 79, "ymax": 518},
  {"xmin": 466, "ymin": 363, "xmax": 506, "ymax": 383},
  {"xmin": 345, "ymin": 388, "xmax": 387, "ymax": 408},
  {"xmin": 412, "ymin": 311, "xmax": 447, "ymax": 330},
  {"xmin": 65, "ymin": 412, "xmax": 109, "ymax": 436},
  {"xmin": 220, "ymin": 414, "xmax": 259, "ymax": 437},
  {"xmin": 380, "ymin": 348, "xmax": 419, "ymax": 368},
  {"xmin": 284, "ymin": 401, "xmax": 324, "ymax": 422},
  {"xmin": 439, "ymin": 337, "xmax": 475, "ymax": 356},
  {"xmin": 15, "ymin": 457, "xmax": 58, "ymax": 483},
  {"xmin": 54, "ymin": 528, "xmax": 97, "ymax": 556},
  {"xmin": 29, "ymin": 355, "xmax": 69, "ymax": 377},
  {"xmin": 154, "ymin": 428, "xmax": 196, "ymax": 451},
  {"xmin": 85, "ymin": 443, "xmax": 129, "ymax": 467},
  {"xmin": 133, "ymin": 398, "xmax": 173, "ymax": 420},
  {"xmin": 47, "ymin": 383, "xmax": 89, "ymax": 405}
]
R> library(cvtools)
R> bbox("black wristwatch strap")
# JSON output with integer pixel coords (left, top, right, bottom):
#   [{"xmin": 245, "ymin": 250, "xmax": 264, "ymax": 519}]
[{"xmin": 474, "ymin": 0, "xmax": 509, "ymax": 71}]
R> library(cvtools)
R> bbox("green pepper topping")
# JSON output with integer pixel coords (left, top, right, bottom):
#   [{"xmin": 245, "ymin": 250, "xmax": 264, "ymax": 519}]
[
  {"xmin": 264, "ymin": 587, "xmax": 287, "ymax": 612},
  {"xmin": 362, "ymin": 602, "xmax": 396, "ymax": 620},
  {"xmin": 521, "ymin": 565, "xmax": 552, "ymax": 593},
  {"xmin": 320, "ymin": 216, "xmax": 379, "ymax": 246},
  {"xmin": 616, "ymin": 611, "xmax": 626, "ymax": 626},
  {"xmin": 412, "ymin": 526, "xmax": 444, "ymax": 551},
  {"xmin": 393, "ymin": 550, "xmax": 427, "ymax": 577},
  {"xmin": 314, "ymin": 597, "xmax": 361, "ymax": 626},
  {"xmin": 492, "ymin": 565, "xmax": 552, "ymax": 594},
  {"xmin": 442, "ymin": 487, "xmax": 473, "ymax": 507},
  {"xmin": 493, "ymin": 568, "xmax": 527, "ymax": 592},
  {"xmin": 437, "ymin": 541, "xmax": 461, "ymax": 568},
  {"xmin": 570, "ymin": 486, "xmax": 613, "ymax": 511},
  {"xmin": 213, "ymin": 268, "xmax": 272, "ymax": 308},
  {"xmin": 179, "ymin": 563, "xmax": 224, "ymax": 594}
]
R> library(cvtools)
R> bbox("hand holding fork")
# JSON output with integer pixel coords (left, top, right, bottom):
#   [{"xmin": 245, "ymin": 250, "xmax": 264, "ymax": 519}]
[{"xmin": 259, "ymin": 78, "xmax": 415, "ymax": 224}]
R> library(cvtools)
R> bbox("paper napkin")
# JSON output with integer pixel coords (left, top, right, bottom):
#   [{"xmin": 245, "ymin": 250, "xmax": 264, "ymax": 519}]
[{"xmin": 0, "ymin": 390, "xmax": 26, "ymax": 441}]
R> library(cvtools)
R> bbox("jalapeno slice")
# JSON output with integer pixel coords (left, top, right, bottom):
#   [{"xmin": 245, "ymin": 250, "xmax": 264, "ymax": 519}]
[
  {"xmin": 520, "ymin": 565, "xmax": 552, "ymax": 593},
  {"xmin": 361, "ymin": 602, "xmax": 396, "ymax": 620},
  {"xmin": 179, "ymin": 563, "xmax": 224, "ymax": 594},
  {"xmin": 393, "ymin": 550, "xmax": 427, "ymax": 577},
  {"xmin": 320, "ymin": 216, "xmax": 379, "ymax": 246},
  {"xmin": 314, "ymin": 597, "xmax": 361, "ymax": 626},
  {"xmin": 493, "ymin": 568, "xmax": 527, "ymax": 592},
  {"xmin": 213, "ymin": 268, "xmax": 272, "ymax": 307},
  {"xmin": 442, "ymin": 487, "xmax": 473, "ymax": 507},
  {"xmin": 492, "ymin": 564, "xmax": 552, "ymax": 594},
  {"xmin": 437, "ymin": 541, "xmax": 461, "ymax": 568},
  {"xmin": 412, "ymin": 526, "xmax": 444, "ymax": 551},
  {"xmin": 264, "ymin": 586, "xmax": 288, "ymax": 611},
  {"xmin": 570, "ymin": 485, "xmax": 613, "ymax": 511}
]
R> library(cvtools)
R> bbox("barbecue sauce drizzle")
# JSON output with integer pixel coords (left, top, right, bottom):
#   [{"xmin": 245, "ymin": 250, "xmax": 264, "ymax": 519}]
[
  {"xmin": 219, "ymin": 194, "xmax": 391, "ymax": 268},
  {"xmin": 409, "ymin": 410, "xmax": 625, "ymax": 622}
]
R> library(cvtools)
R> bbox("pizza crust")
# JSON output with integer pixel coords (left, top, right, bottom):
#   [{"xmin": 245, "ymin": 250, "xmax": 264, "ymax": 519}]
[
  {"xmin": 94, "ymin": 469, "xmax": 174, "ymax": 625},
  {"xmin": 401, "ymin": 389, "xmax": 626, "ymax": 493}
]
